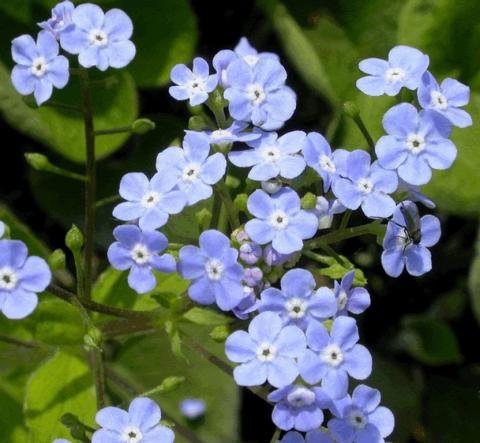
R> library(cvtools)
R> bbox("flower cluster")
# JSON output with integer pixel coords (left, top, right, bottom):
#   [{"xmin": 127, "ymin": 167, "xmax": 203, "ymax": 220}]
[
  {"xmin": 0, "ymin": 221, "xmax": 51, "ymax": 320},
  {"xmin": 11, "ymin": 1, "xmax": 136, "ymax": 105}
]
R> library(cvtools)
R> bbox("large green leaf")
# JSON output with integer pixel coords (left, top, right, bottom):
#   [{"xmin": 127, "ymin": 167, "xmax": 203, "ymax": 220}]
[
  {"xmin": 25, "ymin": 350, "xmax": 96, "ymax": 443},
  {"xmin": 117, "ymin": 0, "xmax": 197, "ymax": 88},
  {"xmin": 0, "ymin": 381, "xmax": 28, "ymax": 442},
  {"xmin": 0, "ymin": 60, "xmax": 138, "ymax": 163}
]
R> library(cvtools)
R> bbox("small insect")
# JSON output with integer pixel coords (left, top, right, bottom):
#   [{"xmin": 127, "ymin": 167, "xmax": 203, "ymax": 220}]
[{"xmin": 389, "ymin": 202, "xmax": 422, "ymax": 249}]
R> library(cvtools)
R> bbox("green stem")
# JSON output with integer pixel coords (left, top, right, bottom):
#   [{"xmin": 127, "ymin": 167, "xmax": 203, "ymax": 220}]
[
  {"xmin": 210, "ymin": 189, "xmax": 223, "ymax": 230},
  {"xmin": 95, "ymin": 195, "xmax": 121, "ymax": 208},
  {"xmin": 301, "ymin": 250, "xmax": 330, "ymax": 265},
  {"xmin": 317, "ymin": 243, "xmax": 346, "ymax": 266},
  {"xmin": 0, "ymin": 334, "xmax": 40, "ymax": 349},
  {"xmin": 339, "ymin": 210, "xmax": 351, "ymax": 230},
  {"xmin": 351, "ymin": 114, "xmax": 375, "ymax": 152},
  {"xmin": 206, "ymin": 96, "xmax": 228, "ymax": 128},
  {"xmin": 215, "ymin": 181, "xmax": 240, "ymax": 230},
  {"xmin": 270, "ymin": 428, "xmax": 282, "ymax": 443},
  {"xmin": 90, "ymin": 348, "xmax": 106, "ymax": 410},
  {"xmin": 94, "ymin": 126, "xmax": 132, "ymax": 136},
  {"xmin": 45, "ymin": 101, "xmax": 82, "ymax": 113},
  {"xmin": 79, "ymin": 68, "xmax": 96, "ymax": 300}
]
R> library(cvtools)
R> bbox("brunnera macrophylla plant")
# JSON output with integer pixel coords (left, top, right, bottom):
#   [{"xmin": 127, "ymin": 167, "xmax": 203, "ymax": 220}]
[{"xmin": 5, "ymin": 1, "xmax": 472, "ymax": 442}]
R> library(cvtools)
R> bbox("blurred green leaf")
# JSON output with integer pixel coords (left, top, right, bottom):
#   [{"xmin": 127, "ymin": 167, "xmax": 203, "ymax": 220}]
[
  {"xmin": 398, "ymin": 314, "xmax": 462, "ymax": 365},
  {"xmin": 118, "ymin": 0, "xmax": 198, "ymax": 87},
  {"xmin": 468, "ymin": 221, "xmax": 480, "ymax": 326},
  {"xmin": 0, "ymin": 0, "xmax": 32, "ymax": 24},
  {"xmin": 114, "ymin": 326, "xmax": 239, "ymax": 443},
  {"xmin": 182, "ymin": 307, "xmax": 232, "ymax": 326},
  {"xmin": 0, "ymin": 60, "xmax": 138, "ymax": 163},
  {"xmin": 25, "ymin": 350, "xmax": 96, "ymax": 442},
  {"xmin": 0, "ymin": 381, "xmax": 28, "ymax": 442},
  {"xmin": 428, "ymin": 289, "xmax": 466, "ymax": 321}
]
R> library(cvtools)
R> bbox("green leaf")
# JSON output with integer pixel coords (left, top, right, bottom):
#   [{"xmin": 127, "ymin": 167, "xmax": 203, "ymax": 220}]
[
  {"xmin": 0, "ymin": 60, "xmax": 138, "ymax": 163},
  {"xmin": 468, "ymin": 221, "xmax": 480, "ymax": 325},
  {"xmin": 0, "ymin": 381, "xmax": 28, "ymax": 441},
  {"xmin": 25, "ymin": 350, "xmax": 96, "ymax": 442},
  {"xmin": 314, "ymin": 255, "xmax": 367, "ymax": 286},
  {"xmin": 117, "ymin": 0, "xmax": 197, "ymax": 87},
  {"xmin": 182, "ymin": 307, "xmax": 232, "ymax": 326},
  {"xmin": 398, "ymin": 314, "xmax": 462, "ymax": 365},
  {"xmin": 424, "ymin": 93, "xmax": 480, "ymax": 216},
  {"xmin": 114, "ymin": 326, "xmax": 239, "ymax": 443}
]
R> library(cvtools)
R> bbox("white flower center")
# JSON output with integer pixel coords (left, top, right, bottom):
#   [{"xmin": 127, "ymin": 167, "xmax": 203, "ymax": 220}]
[
  {"xmin": 0, "ymin": 267, "xmax": 18, "ymax": 290},
  {"xmin": 256, "ymin": 342, "xmax": 277, "ymax": 362},
  {"xmin": 187, "ymin": 76, "xmax": 206, "ymax": 95},
  {"xmin": 357, "ymin": 178, "xmax": 374, "ymax": 194},
  {"xmin": 286, "ymin": 298, "xmax": 308, "ymax": 319},
  {"xmin": 89, "ymin": 29, "xmax": 108, "ymax": 47},
  {"xmin": 205, "ymin": 258, "xmax": 224, "ymax": 281},
  {"xmin": 431, "ymin": 90, "xmax": 448, "ymax": 110},
  {"xmin": 141, "ymin": 191, "xmax": 161, "ymax": 209},
  {"xmin": 121, "ymin": 426, "xmax": 143, "ymax": 443},
  {"xmin": 247, "ymin": 84, "xmax": 266, "ymax": 105},
  {"xmin": 347, "ymin": 410, "xmax": 368, "ymax": 430},
  {"xmin": 269, "ymin": 210, "xmax": 289, "ymax": 230},
  {"xmin": 287, "ymin": 387, "xmax": 316, "ymax": 408},
  {"xmin": 261, "ymin": 145, "xmax": 281, "ymax": 163},
  {"xmin": 320, "ymin": 155, "xmax": 336, "ymax": 173},
  {"xmin": 337, "ymin": 289, "xmax": 348, "ymax": 310},
  {"xmin": 130, "ymin": 244, "xmax": 151, "ymax": 265},
  {"xmin": 385, "ymin": 67, "xmax": 406, "ymax": 83},
  {"xmin": 321, "ymin": 344, "xmax": 344, "ymax": 368},
  {"xmin": 31, "ymin": 57, "xmax": 48, "ymax": 77},
  {"xmin": 182, "ymin": 163, "xmax": 201, "ymax": 183},
  {"xmin": 243, "ymin": 54, "xmax": 259, "ymax": 67},
  {"xmin": 406, "ymin": 133, "xmax": 426, "ymax": 154},
  {"xmin": 211, "ymin": 129, "xmax": 233, "ymax": 140}
]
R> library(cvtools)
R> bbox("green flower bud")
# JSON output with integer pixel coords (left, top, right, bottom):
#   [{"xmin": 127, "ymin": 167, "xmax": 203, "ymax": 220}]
[
  {"xmin": 188, "ymin": 115, "xmax": 210, "ymax": 131},
  {"xmin": 209, "ymin": 325, "xmax": 230, "ymax": 342},
  {"xmin": 24, "ymin": 153, "xmax": 50, "ymax": 171},
  {"xmin": 343, "ymin": 101, "xmax": 360, "ymax": 119},
  {"xmin": 301, "ymin": 192, "xmax": 317, "ymax": 209},
  {"xmin": 65, "ymin": 225, "xmax": 84, "ymax": 251},
  {"xmin": 84, "ymin": 326, "xmax": 103, "ymax": 350},
  {"xmin": 234, "ymin": 193, "xmax": 248, "ymax": 213},
  {"xmin": 48, "ymin": 249, "xmax": 66, "ymax": 271},
  {"xmin": 131, "ymin": 118, "xmax": 156, "ymax": 135}
]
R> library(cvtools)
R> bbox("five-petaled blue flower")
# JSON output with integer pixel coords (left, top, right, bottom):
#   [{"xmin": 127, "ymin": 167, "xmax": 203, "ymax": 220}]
[
  {"xmin": 229, "ymin": 130, "xmax": 306, "ymax": 181},
  {"xmin": 299, "ymin": 316, "xmax": 372, "ymax": 399},
  {"xmin": 418, "ymin": 71, "xmax": 472, "ymax": 128},
  {"xmin": 204, "ymin": 121, "xmax": 260, "ymax": 148},
  {"xmin": 11, "ymin": 31, "xmax": 69, "ymax": 105},
  {"xmin": 92, "ymin": 397, "xmax": 175, "ymax": 443},
  {"xmin": 60, "ymin": 4, "xmax": 136, "ymax": 71},
  {"xmin": 225, "ymin": 311, "xmax": 306, "ymax": 388},
  {"xmin": 375, "ymin": 103, "xmax": 457, "ymax": 186},
  {"xmin": 224, "ymin": 58, "xmax": 296, "ymax": 130},
  {"xmin": 328, "ymin": 384, "xmax": 394, "ymax": 443},
  {"xmin": 0, "ymin": 239, "xmax": 51, "ymax": 319},
  {"xmin": 107, "ymin": 225, "xmax": 176, "ymax": 294},
  {"xmin": 113, "ymin": 172, "xmax": 186, "ymax": 230},
  {"xmin": 302, "ymin": 132, "xmax": 349, "ymax": 192},
  {"xmin": 38, "ymin": 1, "xmax": 75, "ymax": 37},
  {"xmin": 268, "ymin": 384, "xmax": 331, "ymax": 432},
  {"xmin": 259, "ymin": 268, "xmax": 336, "ymax": 330},
  {"xmin": 332, "ymin": 150, "xmax": 398, "ymax": 219},
  {"xmin": 178, "ymin": 230, "xmax": 244, "ymax": 311},
  {"xmin": 357, "ymin": 45, "xmax": 429, "ymax": 96},
  {"xmin": 381, "ymin": 200, "xmax": 441, "ymax": 277},
  {"xmin": 279, "ymin": 430, "xmax": 334, "ymax": 443},
  {"xmin": 245, "ymin": 187, "xmax": 318, "ymax": 254},
  {"xmin": 156, "ymin": 132, "xmax": 226, "ymax": 206},
  {"xmin": 334, "ymin": 270, "xmax": 370, "ymax": 317},
  {"xmin": 169, "ymin": 57, "xmax": 218, "ymax": 106}
]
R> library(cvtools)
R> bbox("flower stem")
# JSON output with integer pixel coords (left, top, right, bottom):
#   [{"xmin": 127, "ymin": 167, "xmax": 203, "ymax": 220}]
[
  {"xmin": 94, "ymin": 126, "xmax": 132, "ymax": 136},
  {"xmin": 95, "ymin": 194, "xmax": 121, "ymax": 208},
  {"xmin": 0, "ymin": 334, "xmax": 40, "ymax": 349},
  {"xmin": 79, "ymin": 68, "xmax": 96, "ymax": 300},
  {"xmin": 215, "ymin": 180, "xmax": 240, "ymax": 231},
  {"xmin": 352, "ymin": 113, "xmax": 375, "ymax": 152},
  {"xmin": 270, "ymin": 428, "xmax": 282, "ymax": 443}
]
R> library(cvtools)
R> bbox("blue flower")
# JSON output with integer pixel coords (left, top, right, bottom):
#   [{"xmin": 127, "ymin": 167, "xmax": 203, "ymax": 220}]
[
  {"xmin": 357, "ymin": 45, "xmax": 429, "ymax": 96},
  {"xmin": 239, "ymin": 241, "xmax": 263, "ymax": 265},
  {"xmin": 156, "ymin": 132, "xmax": 226, "ymax": 206},
  {"xmin": 245, "ymin": 187, "xmax": 318, "ymax": 254},
  {"xmin": 204, "ymin": 121, "xmax": 260, "ymax": 148},
  {"xmin": 302, "ymin": 133, "xmax": 349, "ymax": 192},
  {"xmin": 332, "ymin": 150, "xmax": 398, "ymax": 219},
  {"xmin": 60, "ymin": 4, "xmax": 136, "ymax": 71},
  {"xmin": 334, "ymin": 271, "xmax": 370, "ymax": 317},
  {"xmin": 298, "ymin": 317, "xmax": 372, "ymax": 399},
  {"xmin": 381, "ymin": 200, "xmax": 440, "ymax": 277},
  {"xmin": 38, "ymin": 1, "xmax": 75, "ymax": 37},
  {"xmin": 263, "ymin": 245, "xmax": 296, "ymax": 267},
  {"xmin": 107, "ymin": 225, "xmax": 175, "ymax": 294},
  {"xmin": 375, "ymin": 103, "xmax": 457, "ymax": 186},
  {"xmin": 229, "ymin": 130, "xmax": 306, "ymax": 181},
  {"xmin": 232, "ymin": 288, "xmax": 258, "ymax": 320},
  {"xmin": 113, "ymin": 172, "xmax": 186, "ymax": 230},
  {"xmin": 279, "ymin": 430, "xmax": 334, "ymax": 443},
  {"xmin": 11, "ymin": 31, "xmax": 69, "ymax": 105},
  {"xmin": 397, "ymin": 179, "xmax": 436, "ymax": 209},
  {"xmin": 169, "ymin": 57, "xmax": 218, "ymax": 106},
  {"xmin": 0, "ymin": 240, "xmax": 51, "ymax": 319},
  {"xmin": 178, "ymin": 230, "xmax": 245, "ymax": 311},
  {"xmin": 418, "ymin": 71, "xmax": 472, "ymax": 128},
  {"xmin": 224, "ymin": 58, "xmax": 296, "ymax": 130},
  {"xmin": 92, "ymin": 397, "xmax": 174, "ymax": 443},
  {"xmin": 243, "ymin": 267, "xmax": 263, "ymax": 287},
  {"xmin": 268, "ymin": 384, "xmax": 331, "ymax": 432},
  {"xmin": 308, "ymin": 196, "xmax": 345, "ymax": 230},
  {"xmin": 225, "ymin": 311, "xmax": 306, "ymax": 388},
  {"xmin": 328, "ymin": 385, "xmax": 394, "ymax": 443},
  {"xmin": 180, "ymin": 398, "xmax": 206, "ymax": 420},
  {"xmin": 259, "ymin": 268, "xmax": 336, "ymax": 330}
]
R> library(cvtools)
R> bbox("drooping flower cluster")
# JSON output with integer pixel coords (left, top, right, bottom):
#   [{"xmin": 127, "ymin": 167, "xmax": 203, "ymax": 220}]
[{"xmin": 10, "ymin": 1, "xmax": 136, "ymax": 105}]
